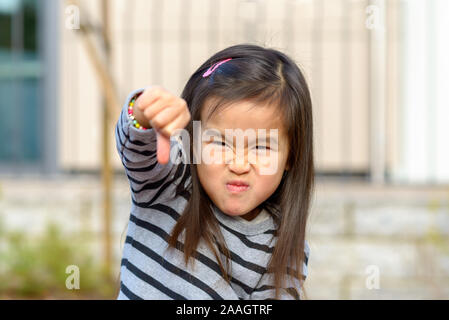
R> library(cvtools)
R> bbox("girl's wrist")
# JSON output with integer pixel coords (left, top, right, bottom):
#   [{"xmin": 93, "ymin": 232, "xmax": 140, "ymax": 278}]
[{"xmin": 127, "ymin": 92, "xmax": 151, "ymax": 130}]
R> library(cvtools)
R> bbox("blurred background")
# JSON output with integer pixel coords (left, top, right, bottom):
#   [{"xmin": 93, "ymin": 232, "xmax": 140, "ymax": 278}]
[{"xmin": 0, "ymin": 0, "xmax": 448, "ymax": 299}]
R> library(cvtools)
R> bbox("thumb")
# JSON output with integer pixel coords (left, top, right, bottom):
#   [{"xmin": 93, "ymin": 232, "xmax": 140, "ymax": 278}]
[{"xmin": 155, "ymin": 129, "xmax": 171, "ymax": 164}]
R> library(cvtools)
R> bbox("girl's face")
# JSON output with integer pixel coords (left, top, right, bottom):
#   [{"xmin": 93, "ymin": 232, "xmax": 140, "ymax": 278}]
[{"xmin": 196, "ymin": 99, "xmax": 290, "ymax": 221}]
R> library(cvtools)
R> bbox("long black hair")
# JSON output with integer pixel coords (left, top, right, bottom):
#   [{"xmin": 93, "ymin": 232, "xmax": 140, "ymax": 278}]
[{"xmin": 167, "ymin": 44, "xmax": 314, "ymax": 299}]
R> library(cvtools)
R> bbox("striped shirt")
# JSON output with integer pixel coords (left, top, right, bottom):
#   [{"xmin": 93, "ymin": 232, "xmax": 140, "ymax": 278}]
[{"xmin": 115, "ymin": 88, "xmax": 310, "ymax": 300}]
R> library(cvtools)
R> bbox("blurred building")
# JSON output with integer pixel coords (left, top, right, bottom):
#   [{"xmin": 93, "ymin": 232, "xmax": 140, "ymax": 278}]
[
  {"xmin": 1, "ymin": 0, "xmax": 449, "ymax": 184},
  {"xmin": 0, "ymin": 0, "xmax": 448, "ymax": 299}
]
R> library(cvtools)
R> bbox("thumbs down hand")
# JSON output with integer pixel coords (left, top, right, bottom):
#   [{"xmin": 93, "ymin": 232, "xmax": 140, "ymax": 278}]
[{"xmin": 133, "ymin": 86, "xmax": 191, "ymax": 164}]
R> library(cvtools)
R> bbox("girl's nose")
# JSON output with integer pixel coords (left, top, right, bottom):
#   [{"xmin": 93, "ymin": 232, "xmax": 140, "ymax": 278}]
[{"xmin": 227, "ymin": 152, "xmax": 251, "ymax": 173}]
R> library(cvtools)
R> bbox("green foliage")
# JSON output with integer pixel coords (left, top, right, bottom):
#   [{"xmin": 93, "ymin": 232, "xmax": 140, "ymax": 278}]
[
  {"xmin": 0, "ymin": 222, "xmax": 117, "ymax": 299},
  {"xmin": 425, "ymin": 200, "xmax": 449, "ymax": 255}
]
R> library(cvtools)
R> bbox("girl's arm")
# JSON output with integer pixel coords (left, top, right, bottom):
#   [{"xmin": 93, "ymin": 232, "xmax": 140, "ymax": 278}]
[{"xmin": 115, "ymin": 88, "xmax": 186, "ymax": 203}]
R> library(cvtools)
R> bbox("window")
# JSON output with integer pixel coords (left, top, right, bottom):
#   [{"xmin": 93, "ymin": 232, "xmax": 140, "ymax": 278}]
[{"xmin": 0, "ymin": 0, "xmax": 42, "ymax": 166}]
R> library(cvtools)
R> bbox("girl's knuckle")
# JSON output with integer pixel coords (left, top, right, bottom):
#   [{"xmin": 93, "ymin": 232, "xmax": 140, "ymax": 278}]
[
  {"xmin": 151, "ymin": 117, "xmax": 161, "ymax": 128},
  {"xmin": 182, "ymin": 114, "xmax": 191, "ymax": 127},
  {"xmin": 144, "ymin": 109, "xmax": 152, "ymax": 119},
  {"xmin": 151, "ymin": 87, "xmax": 164, "ymax": 98},
  {"xmin": 161, "ymin": 126, "xmax": 171, "ymax": 137}
]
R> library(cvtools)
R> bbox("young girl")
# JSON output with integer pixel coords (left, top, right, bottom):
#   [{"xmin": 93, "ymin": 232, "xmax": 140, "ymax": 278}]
[{"xmin": 115, "ymin": 44, "xmax": 314, "ymax": 300}]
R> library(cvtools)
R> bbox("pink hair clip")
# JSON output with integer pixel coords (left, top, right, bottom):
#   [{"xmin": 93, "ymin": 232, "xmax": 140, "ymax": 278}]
[{"xmin": 202, "ymin": 58, "xmax": 233, "ymax": 78}]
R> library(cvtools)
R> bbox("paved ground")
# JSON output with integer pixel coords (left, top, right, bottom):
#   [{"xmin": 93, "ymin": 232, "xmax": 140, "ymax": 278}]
[{"xmin": 1, "ymin": 175, "xmax": 448, "ymax": 299}]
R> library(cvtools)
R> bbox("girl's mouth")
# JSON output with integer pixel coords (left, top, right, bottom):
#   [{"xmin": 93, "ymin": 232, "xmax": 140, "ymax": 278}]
[{"xmin": 226, "ymin": 183, "xmax": 250, "ymax": 193}]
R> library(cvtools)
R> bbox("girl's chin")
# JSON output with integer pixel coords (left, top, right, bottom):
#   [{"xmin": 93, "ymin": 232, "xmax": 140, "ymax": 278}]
[
  {"xmin": 218, "ymin": 199, "xmax": 257, "ymax": 217},
  {"xmin": 225, "ymin": 211, "xmax": 245, "ymax": 217},
  {"xmin": 221, "ymin": 204, "xmax": 247, "ymax": 216}
]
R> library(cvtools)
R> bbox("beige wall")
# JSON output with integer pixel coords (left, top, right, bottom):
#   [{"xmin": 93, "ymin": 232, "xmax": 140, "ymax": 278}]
[{"xmin": 59, "ymin": 0, "xmax": 399, "ymax": 174}]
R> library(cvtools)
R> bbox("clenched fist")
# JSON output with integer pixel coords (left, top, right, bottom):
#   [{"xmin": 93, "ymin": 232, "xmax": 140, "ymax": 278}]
[{"xmin": 133, "ymin": 86, "xmax": 191, "ymax": 164}]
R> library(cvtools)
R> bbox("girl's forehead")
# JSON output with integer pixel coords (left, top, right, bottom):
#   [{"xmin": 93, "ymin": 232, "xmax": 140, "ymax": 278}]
[{"xmin": 201, "ymin": 99, "xmax": 286, "ymax": 131}]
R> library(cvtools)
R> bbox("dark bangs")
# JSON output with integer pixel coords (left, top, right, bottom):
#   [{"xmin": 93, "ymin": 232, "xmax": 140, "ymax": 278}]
[{"xmin": 189, "ymin": 55, "xmax": 288, "ymax": 124}]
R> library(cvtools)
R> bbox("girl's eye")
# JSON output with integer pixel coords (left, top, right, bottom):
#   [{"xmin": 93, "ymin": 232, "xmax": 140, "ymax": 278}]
[
  {"xmin": 211, "ymin": 141, "xmax": 271, "ymax": 150},
  {"xmin": 212, "ymin": 141, "xmax": 228, "ymax": 147}
]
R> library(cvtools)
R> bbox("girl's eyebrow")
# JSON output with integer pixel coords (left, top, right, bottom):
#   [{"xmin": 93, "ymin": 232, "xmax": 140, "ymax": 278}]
[{"xmin": 204, "ymin": 127, "xmax": 279, "ymax": 144}]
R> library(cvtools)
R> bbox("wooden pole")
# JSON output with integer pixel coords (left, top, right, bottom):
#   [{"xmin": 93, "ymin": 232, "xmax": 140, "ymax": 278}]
[
  {"xmin": 100, "ymin": 0, "xmax": 113, "ymax": 282},
  {"xmin": 67, "ymin": 0, "xmax": 120, "ymax": 118},
  {"xmin": 67, "ymin": 0, "xmax": 118, "ymax": 281}
]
